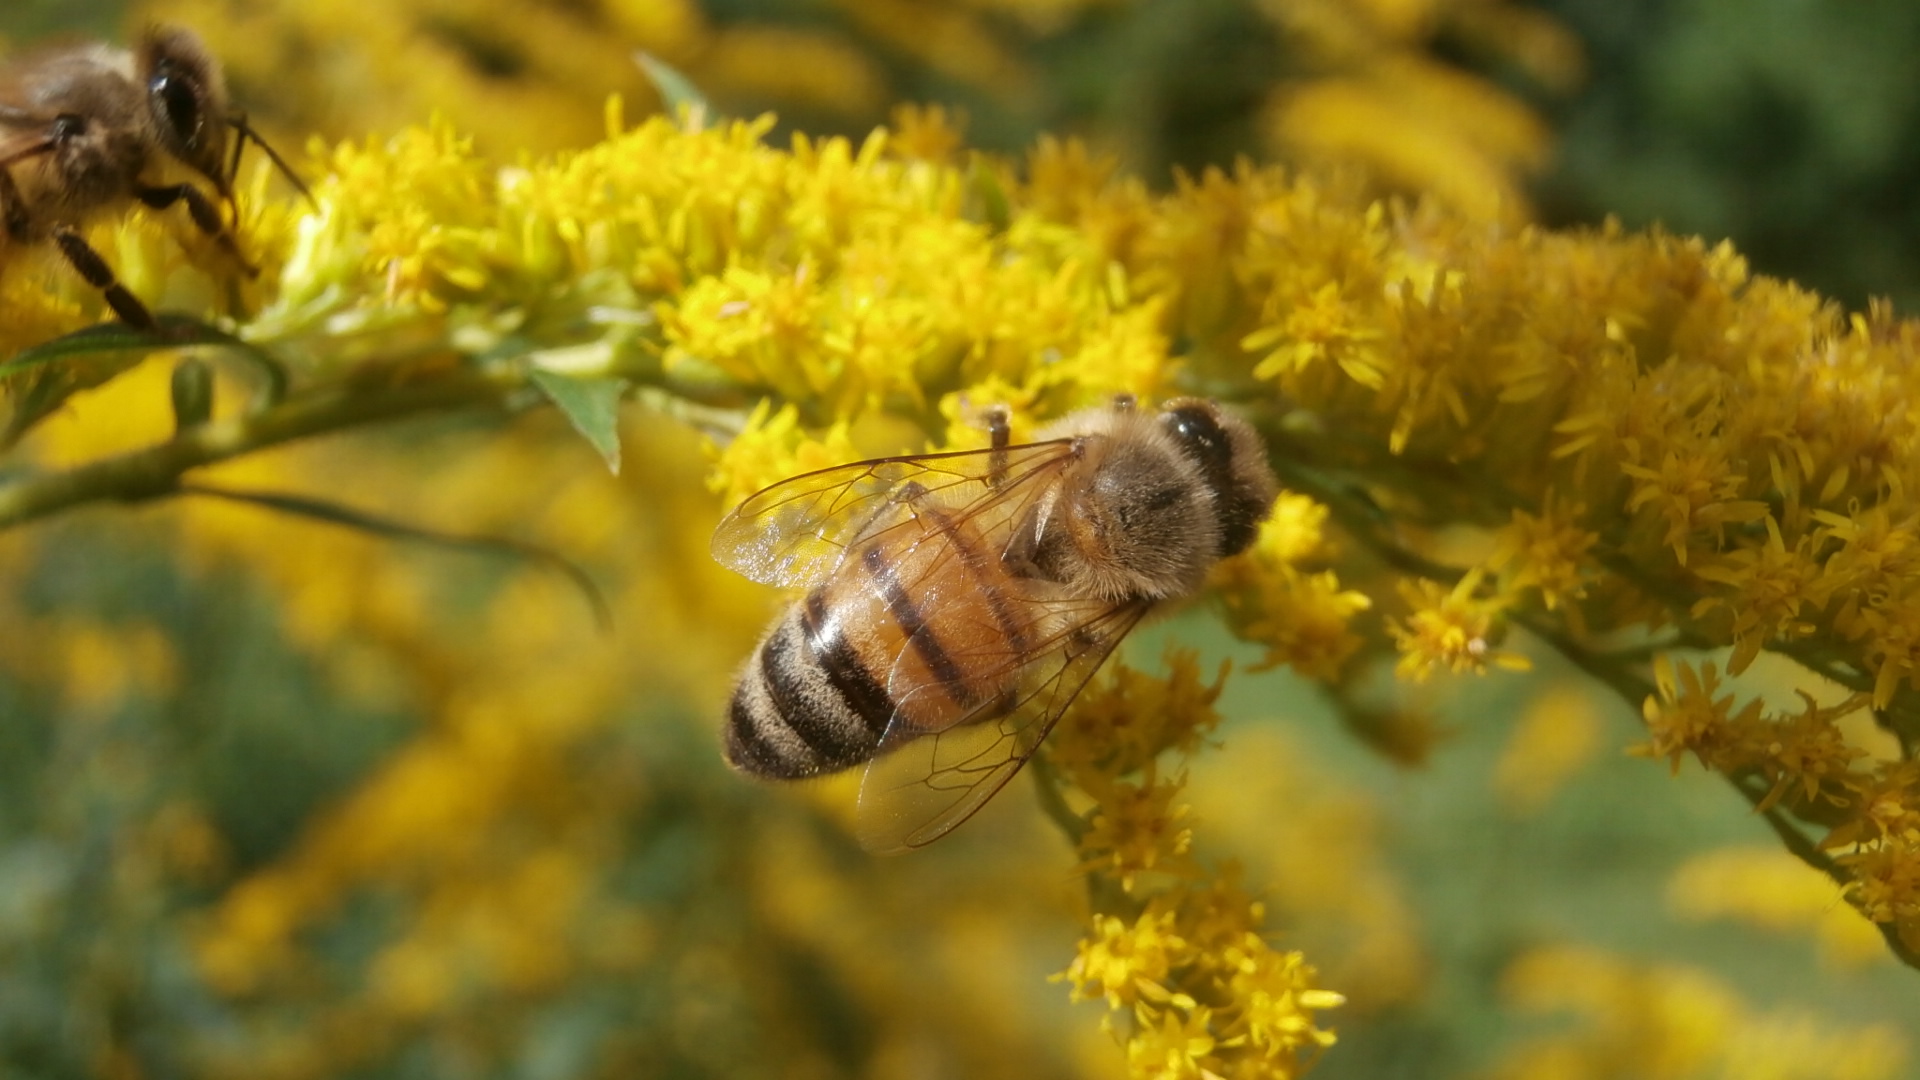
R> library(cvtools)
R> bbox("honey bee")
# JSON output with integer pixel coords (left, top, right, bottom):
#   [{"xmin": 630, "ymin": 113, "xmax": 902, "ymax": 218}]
[
  {"xmin": 0, "ymin": 25, "xmax": 303, "ymax": 331},
  {"xmin": 713, "ymin": 395, "xmax": 1278, "ymax": 853}
]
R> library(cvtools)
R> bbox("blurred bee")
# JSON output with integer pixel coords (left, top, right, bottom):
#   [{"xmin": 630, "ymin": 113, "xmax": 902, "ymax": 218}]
[
  {"xmin": 713, "ymin": 395, "xmax": 1277, "ymax": 853},
  {"xmin": 0, "ymin": 25, "xmax": 304, "ymax": 331}
]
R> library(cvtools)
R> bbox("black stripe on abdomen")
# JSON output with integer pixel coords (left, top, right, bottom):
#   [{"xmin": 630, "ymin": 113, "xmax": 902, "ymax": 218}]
[
  {"xmin": 725, "ymin": 686, "xmax": 790, "ymax": 776},
  {"xmin": 803, "ymin": 591, "xmax": 893, "ymax": 738},
  {"xmin": 863, "ymin": 545, "xmax": 969, "ymax": 703},
  {"xmin": 757, "ymin": 617, "xmax": 875, "ymax": 771},
  {"xmin": 916, "ymin": 504, "xmax": 1029, "ymax": 654}
]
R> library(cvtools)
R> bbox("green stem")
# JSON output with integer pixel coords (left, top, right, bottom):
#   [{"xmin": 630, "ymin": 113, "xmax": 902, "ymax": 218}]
[
  {"xmin": 1756, "ymin": 803, "xmax": 1920, "ymax": 970},
  {"xmin": 1029, "ymin": 751, "xmax": 1090, "ymax": 847},
  {"xmin": 0, "ymin": 370, "xmax": 518, "ymax": 531}
]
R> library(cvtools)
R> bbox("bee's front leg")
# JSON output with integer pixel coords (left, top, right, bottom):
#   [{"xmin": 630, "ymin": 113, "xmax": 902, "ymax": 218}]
[
  {"xmin": 52, "ymin": 224, "xmax": 159, "ymax": 331},
  {"xmin": 134, "ymin": 182, "xmax": 256, "ymax": 276},
  {"xmin": 0, "ymin": 167, "xmax": 35, "ymax": 241}
]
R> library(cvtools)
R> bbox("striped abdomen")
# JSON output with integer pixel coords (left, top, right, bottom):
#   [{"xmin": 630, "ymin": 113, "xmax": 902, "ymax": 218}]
[{"xmin": 725, "ymin": 502, "xmax": 1045, "ymax": 780}]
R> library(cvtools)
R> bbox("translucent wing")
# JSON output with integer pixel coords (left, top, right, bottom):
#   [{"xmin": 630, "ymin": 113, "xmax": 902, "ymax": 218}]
[
  {"xmin": 0, "ymin": 121, "xmax": 55, "ymax": 170},
  {"xmin": 711, "ymin": 440, "xmax": 1079, "ymax": 588},
  {"xmin": 0, "ymin": 54, "xmax": 71, "ymax": 167},
  {"xmin": 854, "ymin": 599, "xmax": 1151, "ymax": 854}
]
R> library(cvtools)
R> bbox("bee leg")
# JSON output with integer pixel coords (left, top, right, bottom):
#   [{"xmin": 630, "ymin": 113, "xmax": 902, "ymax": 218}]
[
  {"xmin": 892, "ymin": 480, "xmax": 931, "ymax": 511},
  {"xmin": 134, "ymin": 182, "xmax": 258, "ymax": 277},
  {"xmin": 984, "ymin": 403, "xmax": 1011, "ymax": 490},
  {"xmin": 52, "ymin": 225, "xmax": 159, "ymax": 331},
  {"xmin": 0, "ymin": 168, "xmax": 34, "ymax": 242},
  {"xmin": 1000, "ymin": 503, "xmax": 1049, "ymax": 579}
]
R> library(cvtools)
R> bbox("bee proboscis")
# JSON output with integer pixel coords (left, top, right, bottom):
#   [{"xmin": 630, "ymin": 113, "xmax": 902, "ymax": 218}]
[
  {"xmin": 0, "ymin": 25, "xmax": 305, "ymax": 331},
  {"xmin": 712, "ymin": 395, "xmax": 1278, "ymax": 853}
]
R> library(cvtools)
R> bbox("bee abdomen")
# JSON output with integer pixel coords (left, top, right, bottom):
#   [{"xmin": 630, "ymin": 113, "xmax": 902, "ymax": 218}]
[{"xmin": 725, "ymin": 596, "xmax": 893, "ymax": 780}]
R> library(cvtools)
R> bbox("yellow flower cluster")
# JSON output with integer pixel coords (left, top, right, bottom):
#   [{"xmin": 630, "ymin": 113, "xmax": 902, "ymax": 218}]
[
  {"xmin": 1213, "ymin": 497, "xmax": 1371, "ymax": 682},
  {"xmin": 1046, "ymin": 654, "xmax": 1345, "ymax": 1077},
  {"xmin": 1638, "ymin": 656, "xmax": 1920, "ymax": 943},
  {"xmin": 1059, "ymin": 865, "xmax": 1345, "ymax": 1079},
  {"xmin": 1187, "ymin": 185, "xmax": 1920, "ymax": 955}
]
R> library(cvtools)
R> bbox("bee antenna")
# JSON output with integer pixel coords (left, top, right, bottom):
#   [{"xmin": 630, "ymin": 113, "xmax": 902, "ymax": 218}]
[{"xmin": 227, "ymin": 113, "xmax": 315, "ymax": 207}]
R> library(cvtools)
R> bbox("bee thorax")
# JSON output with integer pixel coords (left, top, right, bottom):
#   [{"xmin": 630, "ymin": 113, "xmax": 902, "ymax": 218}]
[{"xmin": 1024, "ymin": 429, "xmax": 1226, "ymax": 602}]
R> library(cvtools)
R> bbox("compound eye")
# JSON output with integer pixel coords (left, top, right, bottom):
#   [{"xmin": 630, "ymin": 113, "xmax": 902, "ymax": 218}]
[
  {"xmin": 51, "ymin": 113, "xmax": 88, "ymax": 142},
  {"xmin": 1163, "ymin": 404, "xmax": 1232, "ymax": 474},
  {"xmin": 150, "ymin": 67, "xmax": 205, "ymax": 150}
]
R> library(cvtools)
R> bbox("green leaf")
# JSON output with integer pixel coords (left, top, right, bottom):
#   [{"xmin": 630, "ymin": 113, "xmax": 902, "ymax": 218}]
[
  {"xmin": 1, "ymin": 324, "xmax": 146, "ymax": 379},
  {"xmin": 0, "ymin": 314, "xmax": 280, "ymax": 375},
  {"xmin": 633, "ymin": 51, "xmax": 713, "ymax": 126},
  {"xmin": 0, "ymin": 315, "xmax": 290, "ymax": 445},
  {"xmin": 529, "ymin": 369, "xmax": 626, "ymax": 474},
  {"xmin": 968, "ymin": 154, "xmax": 1013, "ymax": 233}
]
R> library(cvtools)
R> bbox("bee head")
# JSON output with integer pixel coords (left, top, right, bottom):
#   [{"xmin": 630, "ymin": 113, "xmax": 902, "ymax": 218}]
[
  {"xmin": 137, "ymin": 26, "xmax": 232, "ymax": 199},
  {"xmin": 1158, "ymin": 398, "xmax": 1277, "ymax": 557}
]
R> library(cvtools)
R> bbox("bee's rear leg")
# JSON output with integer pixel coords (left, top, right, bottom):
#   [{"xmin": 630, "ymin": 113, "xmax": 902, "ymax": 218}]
[
  {"xmin": 134, "ymin": 182, "xmax": 257, "ymax": 277},
  {"xmin": 893, "ymin": 479, "xmax": 932, "ymax": 514},
  {"xmin": 1001, "ymin": 507, "xmax": 1045, "ymax": 579},
  {"xmin": 52, "ymin": 225, "xmax": 159, "ymax": 331}
]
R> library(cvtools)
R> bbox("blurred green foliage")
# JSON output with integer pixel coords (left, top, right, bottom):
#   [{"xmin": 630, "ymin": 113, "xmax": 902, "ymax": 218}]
[{"xmin": 1535, "ymin": 0, "xmax": 1920, "ymax": 311}]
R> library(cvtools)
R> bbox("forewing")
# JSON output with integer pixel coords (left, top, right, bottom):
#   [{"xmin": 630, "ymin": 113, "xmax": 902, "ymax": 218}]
[
  {"xmin": 854, "ymin": 599, "xmax": 1150, "ymax": 854},
  {"xmin": 0, "ymin": 121, "xmax": 54, "ymax": 170},
  {"xmin": 711, "ymin": 440, "xmax": 1076, "ymax": 588},
  {"xmin": 0, "ymin": 44, "xmax": 111, "ymax": 162}
]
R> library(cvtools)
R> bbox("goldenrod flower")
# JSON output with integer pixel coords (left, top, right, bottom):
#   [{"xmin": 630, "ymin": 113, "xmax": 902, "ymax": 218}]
[
  {"xmin": 706, "ymin": 398, "xmax": 861, "ymax": 509},
  {"xmin": 1219, "ymin": 940, "xmax": 1344, "ymax": 1061},
  {"xmin": 1839, "ymin": 844, "xmax": 1920, "ymax": 930},
  {"xmin": 1060, "ymin": 907, "xmax": 1195, "ymax": 1013},
  {"xmin": 1488, "ymin": 497, "xmax": 1596, "ymax": 616},
  {"xmin": 1634, "ymin": 656, "xmax": 1763, "ymax": 776},
  {"xmin": 1388, "ymin": 572, "xmax": 1530, "ymax": 682},
  {"xmin": 1825, "ymin": 761, "xmax": 1920, "ymax": 849},
  {"xmin": 1752, "ymin": 691, "xmax": 1870, "ymax": 812},
  {"xmin": 1050, "ymin": 651, "xmax": 1229, "ymax": 780},
  {"xmin": 1074, "ymin": 766, "xmax": 1199, "ymax": 892},
  {"xmin": 1245, "ymin": 279, "xmax": 1387, "ymax": 389},
  {"xmin": 1125, "ymin": 1004, "xmax": 1222, "ymax": 1080}
]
